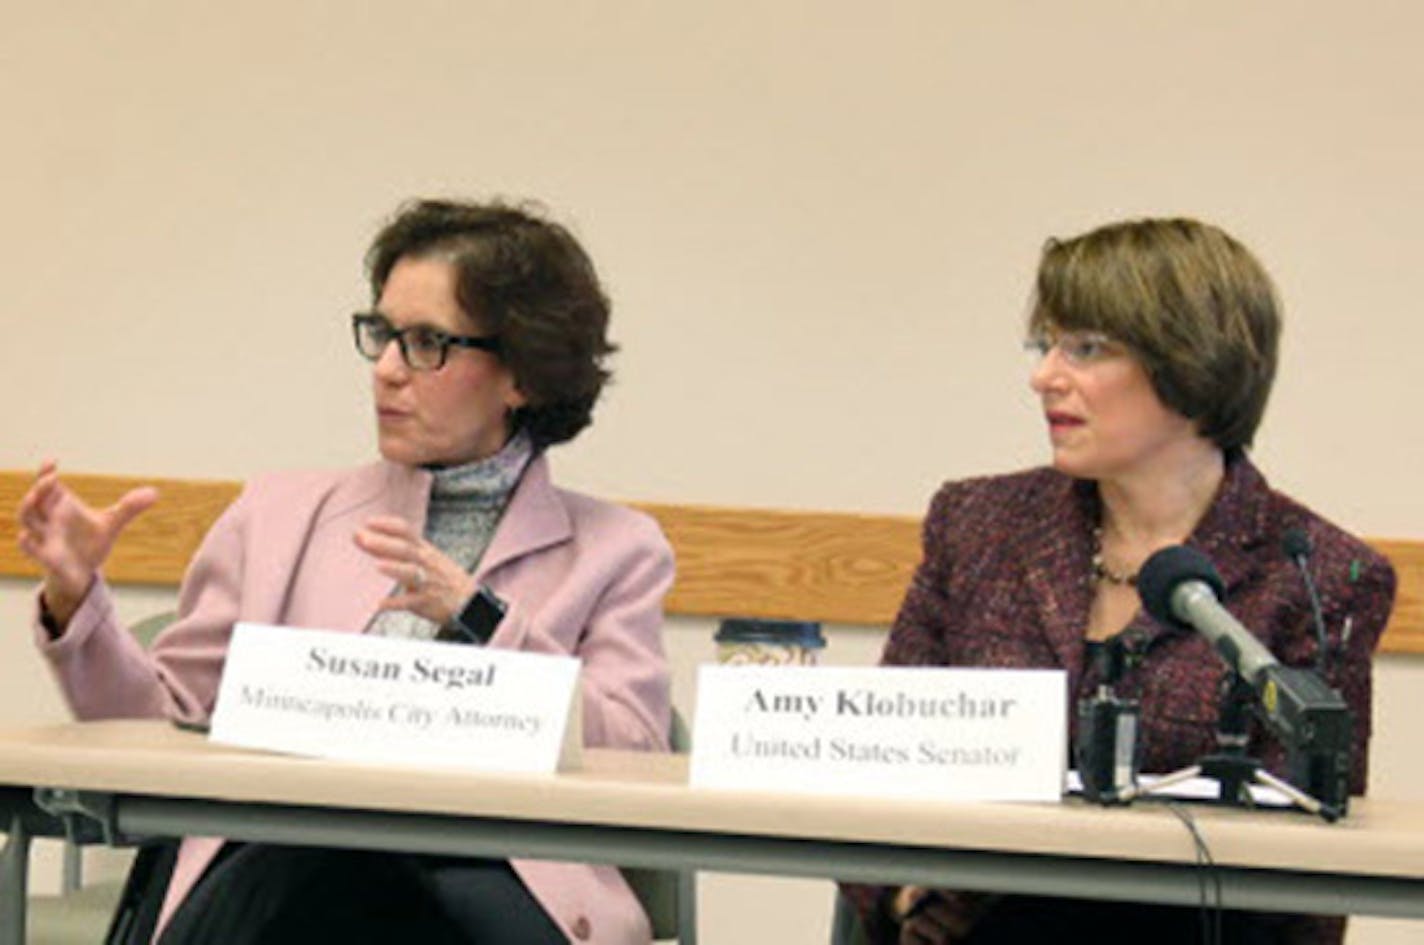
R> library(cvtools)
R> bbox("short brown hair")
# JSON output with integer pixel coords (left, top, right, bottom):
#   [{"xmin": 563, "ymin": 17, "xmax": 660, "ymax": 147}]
[
  {"xmin": 1029, "ymin": 217, "xmax": 1280, "ymax": 453},
  {"xmin": 367, "ymin": 199, "xmax": 615, "ymax": 448}
]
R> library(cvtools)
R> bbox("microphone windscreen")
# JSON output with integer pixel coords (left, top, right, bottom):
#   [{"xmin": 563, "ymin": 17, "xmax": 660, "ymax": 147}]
[
  {"xmin": 1137, "ymin": 545, "xmax": 1224, "ymax": 629},
  {"xmin": 1282, "ymin": 527, "xmax": 1312, "ymax": 561}
]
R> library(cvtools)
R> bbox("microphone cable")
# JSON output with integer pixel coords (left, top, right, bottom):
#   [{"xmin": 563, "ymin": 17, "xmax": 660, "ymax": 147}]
[
  {"xmin": 1166, "ymin": 802, "xmax": 1223, "ymax": 945},
  {"xmin": 1282, "ymin": 527, "xmax": 1330, "ymax": 675}
]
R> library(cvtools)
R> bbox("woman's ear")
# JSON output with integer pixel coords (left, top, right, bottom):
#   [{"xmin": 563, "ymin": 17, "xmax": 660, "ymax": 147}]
[{"xmin": 504, "ymin": 380, "xmax": 529, "ymax": 411}]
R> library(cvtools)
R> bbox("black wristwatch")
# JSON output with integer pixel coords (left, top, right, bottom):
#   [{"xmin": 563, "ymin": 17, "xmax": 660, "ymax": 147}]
[{"xmin": 446, "ymin": 584, "xmax": 507, "ymax": 644}]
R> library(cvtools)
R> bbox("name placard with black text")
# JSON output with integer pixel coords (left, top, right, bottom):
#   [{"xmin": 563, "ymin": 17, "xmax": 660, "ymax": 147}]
[
  {"xmin": 691, "ymin": 665, "xmax": 1066, "ymax": 801},
  {"xmin": 210, "ymin": 623, "xmax": 581, "ymax": 773}
]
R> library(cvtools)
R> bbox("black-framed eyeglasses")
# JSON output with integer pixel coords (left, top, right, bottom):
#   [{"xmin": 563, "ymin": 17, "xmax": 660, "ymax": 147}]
[{"xmin": 351, "ymin": 313, "xmax": 502, "ymax": 371}]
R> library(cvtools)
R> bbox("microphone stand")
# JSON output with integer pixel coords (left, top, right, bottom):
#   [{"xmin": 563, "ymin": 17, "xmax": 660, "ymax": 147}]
[{"xmin": 1116, "ymin": 672, "xmax": 1341, "ymax": 823}]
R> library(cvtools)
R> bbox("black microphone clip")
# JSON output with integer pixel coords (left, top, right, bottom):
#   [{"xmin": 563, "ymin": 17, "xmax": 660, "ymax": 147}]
[{"xmin": 1076, "ymin": 636, "xmax": 1141, "ymax": 806}]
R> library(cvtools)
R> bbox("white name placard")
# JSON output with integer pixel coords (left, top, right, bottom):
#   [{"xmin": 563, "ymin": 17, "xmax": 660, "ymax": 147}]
[
  {"xmin": 690, "ymin": 665, "xmax": 1067, "ymax": 801},
  {"xmin": 210, "ymin": 623, "xmax": 581, "ymax": 774}
]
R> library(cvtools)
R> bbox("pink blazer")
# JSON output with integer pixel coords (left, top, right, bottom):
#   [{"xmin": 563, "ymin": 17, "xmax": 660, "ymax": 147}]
[{"xmin": 35, "ymin": 455, "xmax": 674, "ymax": 945}]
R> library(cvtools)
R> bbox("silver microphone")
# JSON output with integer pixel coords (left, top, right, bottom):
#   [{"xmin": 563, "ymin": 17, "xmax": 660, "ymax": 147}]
[{"xmin": 1138, "ymin": 545, "xmax": 1277, "ymax": 688}]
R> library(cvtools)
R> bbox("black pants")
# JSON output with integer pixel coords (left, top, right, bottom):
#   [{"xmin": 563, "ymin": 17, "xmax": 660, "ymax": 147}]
[{"xmin": 112, "ymin": 843, "xmax": 566, "ymax": 945}]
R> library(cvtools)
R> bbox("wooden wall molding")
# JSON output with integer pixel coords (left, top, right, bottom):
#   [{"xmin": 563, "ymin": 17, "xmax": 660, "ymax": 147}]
[{"xmin": 2, "ymin": 470, "xmax": 1421, "ymax": 655}]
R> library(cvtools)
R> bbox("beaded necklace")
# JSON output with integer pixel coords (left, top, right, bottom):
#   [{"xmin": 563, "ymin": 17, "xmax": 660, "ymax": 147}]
[{"xmin": 1090, "ymin": 527, "xmax": 1139, "ymax": 587}]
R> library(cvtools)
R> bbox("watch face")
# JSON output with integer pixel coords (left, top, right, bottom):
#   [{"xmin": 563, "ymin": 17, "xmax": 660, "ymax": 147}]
[{"xmin": 456, "ymin": 588, "xmax": 506, "ymax": 643}]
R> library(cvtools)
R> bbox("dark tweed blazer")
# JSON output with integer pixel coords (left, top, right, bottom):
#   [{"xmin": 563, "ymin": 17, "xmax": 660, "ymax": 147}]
[{"xmin": 843, "ymin": 456, "xmax": 1396, "ymax": 945}]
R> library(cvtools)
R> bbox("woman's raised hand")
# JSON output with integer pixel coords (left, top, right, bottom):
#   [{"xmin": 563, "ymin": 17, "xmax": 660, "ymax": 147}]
[
  {"xmin": 354, "ymin": 515, "xmax": 479, "ymax": 627},
  {"xmin": 16, "ymin": 460, "xmax": 159, "ymax": 627}
]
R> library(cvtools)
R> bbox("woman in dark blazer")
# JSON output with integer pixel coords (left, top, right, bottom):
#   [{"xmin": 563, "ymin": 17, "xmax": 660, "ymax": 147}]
[{"xmin": 842, "ymin": 218, "xmax": 1396, "ymax": 945}]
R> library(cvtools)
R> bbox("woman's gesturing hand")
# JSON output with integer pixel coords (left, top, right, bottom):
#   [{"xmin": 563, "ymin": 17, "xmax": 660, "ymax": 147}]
[
  {"xmin": 16, "ymin": 460, "xmax": 159, "ymax": 627},
  {"xmin": 354, "ymin": 516, "xmax": 478, "ymax": 627},
  {"xmin": 896, "ymin": 887, "xmax": 974, "ymax": 945}
]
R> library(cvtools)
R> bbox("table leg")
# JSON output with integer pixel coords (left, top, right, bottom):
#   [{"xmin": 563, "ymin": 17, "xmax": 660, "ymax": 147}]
[
  {"xmin": 676, "ymin": 870, "xmax": 697, "ymax": 945},
  {"xmin": 1, "ymin": 815, "xmax": 31, "ymax": 945}
]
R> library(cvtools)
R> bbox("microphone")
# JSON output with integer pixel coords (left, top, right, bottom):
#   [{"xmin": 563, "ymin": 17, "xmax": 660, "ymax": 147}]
[
  {"xmin": 1138, "ymin": 545, "xmax": 1353, "ymax": 813},
  {"xmin": 1282, "ymin": 527, "xmax": 1330, "ymax": 674},
  {"xmin": 1281, "ymin": 527, "xmax": 1311, "ymax": 561},
  {"xmin": 1137, "ymin": 546, "xmax": 1278, "ymax": 687}
]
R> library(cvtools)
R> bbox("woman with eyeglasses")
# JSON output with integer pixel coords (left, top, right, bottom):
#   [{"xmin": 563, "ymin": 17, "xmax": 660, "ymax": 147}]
[
  {"xmin": 840, "ymin": 218, "xmax": 1394, "ymax": 945},
  {"xmin": 18, "ymin": 199, "xmax": 673, "ymax": 945}
]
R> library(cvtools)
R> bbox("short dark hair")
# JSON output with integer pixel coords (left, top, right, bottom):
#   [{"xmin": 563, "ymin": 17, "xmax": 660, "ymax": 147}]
[
  {"xmin": 1029, "ymin": 217, "xmax": 1281, "ymax": 453},
  {"xmin": 366, "ymin": 198, "xmax": 616, "ymax": 448}
]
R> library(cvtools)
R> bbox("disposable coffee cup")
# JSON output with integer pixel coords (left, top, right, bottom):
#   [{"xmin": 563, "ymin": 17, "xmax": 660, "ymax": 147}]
[{"xmin": 714, "ymin": 618, "xmax": 826, "ymax": 666}]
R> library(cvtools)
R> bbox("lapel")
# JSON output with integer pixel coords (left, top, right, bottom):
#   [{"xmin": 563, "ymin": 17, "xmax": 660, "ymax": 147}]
[
  {"xmin": 317, "ymin": 461, "xmax": 433, "ymax": 633},
  {"xmin": 474, "ymin": 453, "xmax": 573, "ymax": 583},
  {"xmin": 1020, "ymin": 475, "xmax": 1099, "ymax": 677},
  {"xmin": 1013, "ymin": 457, "xmax": 1270, "ymax": 678},
  {"xmin": 1184, "ymin": 455, "xmax": 1271, "ymax": 598},
  {"xmin": 307, "ymin": 456, "xmax": 571, "ymax": 636}
]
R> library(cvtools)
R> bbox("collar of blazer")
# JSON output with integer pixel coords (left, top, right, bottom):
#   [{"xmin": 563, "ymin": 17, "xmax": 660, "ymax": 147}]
[
  {"xmin": 304, "ymin": 454, "xmax": 572, "ymax": 634},
  {"xmin": 331, "ymin": 453, "xmax": 574, "ymax": 583},
  {"xmin": 473, "ymin": 452, "xmax": 573, "ymax": 582},
  {"xmin": 1182, "ymin": 455, "xmax": 1271, "ymax": 597},
  {"xmin": 1019, "ymin": 455, "xmax": 1271, "ymax": 676},
  {"xmin": 367, "ymin": 451, "xmax": 575, "ymax": 582}
]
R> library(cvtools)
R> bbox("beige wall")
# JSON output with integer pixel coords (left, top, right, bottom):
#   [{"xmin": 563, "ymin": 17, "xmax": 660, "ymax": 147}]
[{"xmin": 2, "ymin": 3, "xmax": 1420, "ymax": 942}]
